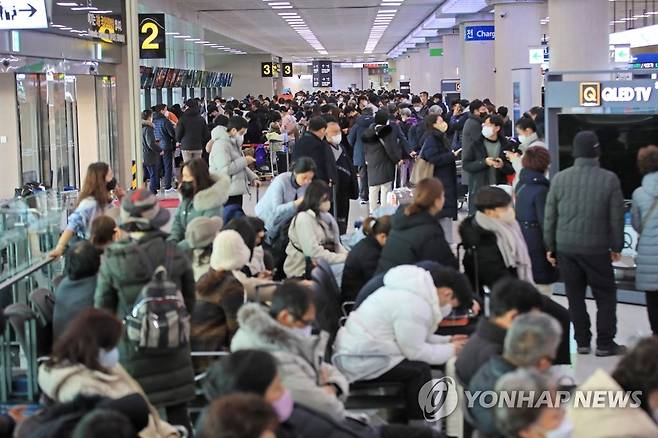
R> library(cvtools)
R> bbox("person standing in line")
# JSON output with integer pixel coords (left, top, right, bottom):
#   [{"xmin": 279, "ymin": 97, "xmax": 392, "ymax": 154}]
[
  {"xmin": 141, "ymin": 109, "xmax": 161, "ymax": 194},
  {"xmin": 632, "ymin": 145, "xmax": 658, "ymax": 336},
  {"xmin": 506, "ymin": 116, "xmax": 547, "ymax": 186},
  {"xmin": 176, "ymin": 99, "xmax": 211, "ymax": 163},
  {"xmin": 152, "ymin": 104, "xmax": 177, "ymax": 192},
  {"xmin": 293, "ymin": 117, "xmax": 337, "ymax": 186},
  {"xmin": 325, "ymin": 115, "xmax": 357, "ymax": 234},
  {"xmin": 497, "ymin": 106, "xmax": 513, "ymax": 138},
  {"xmin": 348, "ymin": 107, "xmax": 375, "ymax": 204},
  {"xmin": 544, "ymin": 130, "xmax": 626, "ymax": 357},
  {"xmin": 461, "ymin": 99, "xmax": 488, "ymax": 212}
]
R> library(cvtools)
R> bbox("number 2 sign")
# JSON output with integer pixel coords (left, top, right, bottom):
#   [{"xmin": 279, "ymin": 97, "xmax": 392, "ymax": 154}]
[{"xmin": 139, "ymin": 14, "xmax": 166, "ymax": 59}]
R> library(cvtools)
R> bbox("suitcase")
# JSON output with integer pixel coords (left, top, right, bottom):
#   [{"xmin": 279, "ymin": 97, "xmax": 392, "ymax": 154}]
[
  {"xmin": 386, "ymin": 165, "xmax": 413, "ymax": 207},
  {"xmin": 276, "ymin": 150, "xmax": 289, "ymax": 174}
]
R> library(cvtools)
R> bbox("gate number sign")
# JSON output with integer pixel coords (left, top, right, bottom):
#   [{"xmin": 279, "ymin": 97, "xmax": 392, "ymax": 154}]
[{"xmin": 139, "ymin": 14, "xmax": 166, "ymax": 59}]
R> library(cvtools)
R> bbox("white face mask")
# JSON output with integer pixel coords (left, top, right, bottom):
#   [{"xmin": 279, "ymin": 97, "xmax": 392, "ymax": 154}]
[
  {"xmin": 440, "ymin": 303, "xmax": 454, "ymax": 318},
  {"xmin": 482, "ymin": 126, "xmax": 495, "ymax": 139},
  {"xmin": 320, "ymin": 200, "xmax": 331, "ymax": 212},
  {"xmin": 500, "ymin": 208, "xmax": 516, "ymax": 224},
  {"xmin": 328, "ymin": 134, "xmax": 342, "ymax": 145},
  {"xmin": 99, "ymin": 347, "xmax": 119, "ymax": 369},
  {"xmin": 414, "ymin": 106, "xmax": 422, "ymax": 112},
  {"xmin": 518, "ymin": 134, "xmax": 528, "ymax": 144},
  {"xmin": 291, "ymin": 325, "xmax": 313, "ymax": 338}
]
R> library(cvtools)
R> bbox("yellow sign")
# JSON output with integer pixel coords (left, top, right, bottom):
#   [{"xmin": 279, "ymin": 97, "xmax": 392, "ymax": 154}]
[{"xmin": 579, "ymin": 82, "xmax": 601, "ymax": 107}]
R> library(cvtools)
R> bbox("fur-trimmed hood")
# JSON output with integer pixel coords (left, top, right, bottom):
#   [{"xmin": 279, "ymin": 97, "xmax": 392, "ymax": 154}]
[
  {"xmin": 231, "ymin": 303, "xmax": 329, "ymax": 365},
  {"xmin": 192, "ymin": 173, "xmax": 230, "ymax": 211}
]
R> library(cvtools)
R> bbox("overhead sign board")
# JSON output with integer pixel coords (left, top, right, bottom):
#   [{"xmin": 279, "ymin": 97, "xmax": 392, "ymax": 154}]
[
  {"xmin": 282, "ymin": 62, "xmax": 293, "ymax": 77},
  {"xmin": 261, "ymin": 62, "xmax": 273, "ymax": 78},
  {"xmin": 579, "ymin": 81, "xmax": 657, "ymax": 107},
  {"xmin": 313, "ymin": 60, "xmax": 332, "ymax": 87},
  {"xmin": 138, "ymin": 14, "xmax": 165, "ymax": 59},
  {"xmin": 0, "ymin": 0, "xmax": 48, "ymax": 29},
  {"xmin": 464, "ymin": 25, "xmax": 495, "ymax": 41},
  {"xmin": 529, "ymin": 48, "xmax": 544, "ymax": 65},
  {"xmin": 429, "ymin": 48, "xmax": 444, "ymax": 57},
  {"xmin": 89, "ymin": 12, "xmax": 125, "ymax": 44}
]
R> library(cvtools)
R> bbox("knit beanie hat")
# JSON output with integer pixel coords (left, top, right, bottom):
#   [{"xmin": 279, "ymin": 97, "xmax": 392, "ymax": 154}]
[
  {"xmin": 572, "ymin": 131, "xmax": 600, "ymax": 159},
  {"xmin": 210, "ymin": 230, "xmax": 251, "ymax": 271},
  {"xmin": 186, "ymin": 217, "xmax": 223, "ymax": 249},
  {"xmin": 120, "ymin": 189, "xmax": 170, "ymax": 230}
]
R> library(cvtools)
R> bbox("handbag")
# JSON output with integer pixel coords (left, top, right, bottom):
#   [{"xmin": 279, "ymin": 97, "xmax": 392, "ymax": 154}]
[{"xmin": 409, "ymin": 141, "xmax": 435, "ymax": 186}]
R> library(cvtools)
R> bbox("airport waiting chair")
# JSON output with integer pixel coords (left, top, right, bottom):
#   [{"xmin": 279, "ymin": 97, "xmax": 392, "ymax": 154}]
[
  {"xmin": 4, "ymin": 303, "xmax": 39, "ymax": 401},
  {"xmin": 28, "ymin": 288, "xmax": 55, "ymax": 357}
]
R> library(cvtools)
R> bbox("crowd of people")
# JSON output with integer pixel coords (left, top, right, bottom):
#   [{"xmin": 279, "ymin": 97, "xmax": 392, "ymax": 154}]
[{"xmin": 4, "ymin": 88, "xmax": 655, "ymax": 438}]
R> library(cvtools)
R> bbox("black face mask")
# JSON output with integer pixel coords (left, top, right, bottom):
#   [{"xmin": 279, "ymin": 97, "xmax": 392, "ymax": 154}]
[
  {"xmin": 180, "ymin": 181, "xmax": 195, "ymax": 199},
  {"xmin": 106, "ymin": 177, "xmax": 117, "ymax": 192}
]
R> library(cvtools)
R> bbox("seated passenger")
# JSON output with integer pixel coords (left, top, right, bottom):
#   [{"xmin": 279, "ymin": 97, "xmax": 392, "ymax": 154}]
[
  {"xmin": 377, "ymin": 178, "xmax": 458, "ymax": 273},
  {"xmin": 469, "ymin": 312, "xmax": 561, "ymax": 436},
  {"xmin": 184, "ymin": 216, "xmax": 223, "ymax": 281},
  {"xmin": 169, "ymin": 158, "xmax": 229, "ymax": 246},
  {"xmin": 494, "ymin": 369, "xmax": 565, "ymax": 438},
  {"xmin": 284, "ymin": 180, "xmax": 347, "ymax": 280},
  {"xmin": 198, "ymin": 394, "xmax": 278, "ymax": 438},
  {"xmin": 455, "ymin": 278, "xmax": 542, "ymax": 387},
  {"xmin": 341, "ymin": 215, "xmax": 391, "ymax": 303},
  {"xmin": 89, "ymin": 215, "xmax": 120, "ymax": 252},
  {"xmin": 38, "ymin": 309, "xmax": 179, "ymax": 437},
  {"xmin": 570, "ymin": 336, "xmax": 658, "ymax": 437},
  {"xmin": 255, "ymin": 157, "xmax": 316, "ymax": 241},
  {"xmin": 53, "ymin": 240, "xmax": 101, "ymax": 340},
  {"xmin": 191, "ymin": 267, "xmax": 245, "ymax": 374},
  {"xmin": 245, "ymin": 216, "xmax": 272, "ymax": 279},
  {"xmin": 231, "ymin": 281, "xmax": 349, "ymax": 421},
  {"xmin": 334, "ymin": 264, "xmax": 469, "ymax": 422}
]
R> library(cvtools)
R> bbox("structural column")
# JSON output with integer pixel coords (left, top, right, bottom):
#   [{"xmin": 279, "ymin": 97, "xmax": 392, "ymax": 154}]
[
  {"xmin": 493, "ymin": 0, "xmax": 546, "ymax": 110},
  {"xmin": 549, "ymin": 0, "xmax": 610, "ymax": 72},
  {"xmin": 459, "ymin": 20, "xmax": 495, "ymax": 101},
  {"xmin": 441, "ymin": 33, "xmax": 461, "ymax": 81}
]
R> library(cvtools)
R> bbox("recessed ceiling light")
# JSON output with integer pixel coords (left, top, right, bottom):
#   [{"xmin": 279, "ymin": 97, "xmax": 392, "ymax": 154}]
[
  {"xmin": 51, "ymin": 24, "xmax": 65, "ymax": 27},
  {"xmin": 272, "ymin": 5, "xmax": 293, "ymax": 8},
  {"xmin": 94, "ymin": 10, "xmax": 113, "ymax": 13},
  {"xmin": 56, "ymin": 2, "xmax": 78, "ymax": 5},
  {"xmin": 70, "ymin": 6, "xmax": 97, "ymax": 10},
  {"xmin": 165, "ymin": 32, "xmax": 179, "ymax": 35},
  {"xmin": 174, "ymin": 35, "xmax": 191, "ymax": 38},
  {"xmin": 278, "ymin": 12, "xmax": 298, "ymax": 16},
  {"xmin": 268, "ymin": 2, "xmax": 291, "ymax": 5}
]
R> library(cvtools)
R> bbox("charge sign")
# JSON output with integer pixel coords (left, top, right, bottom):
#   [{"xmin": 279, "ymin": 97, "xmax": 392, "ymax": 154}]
[
  {"xmin": 0, "ymin": 0, "xmax": 48, "ymax": 29},
  {"xmin": 464, "ymin": 25, "xmax": 495, "ymax": 41}
]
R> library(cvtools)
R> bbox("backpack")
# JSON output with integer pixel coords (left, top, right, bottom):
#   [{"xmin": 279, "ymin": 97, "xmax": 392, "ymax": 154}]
[
  {"xmin": 125, "ymin": 241, "xmax": 191, "ymax": 350},
  {"xmin": 269, "ymin": 214, "xmax": 295, "ymax": 281}
]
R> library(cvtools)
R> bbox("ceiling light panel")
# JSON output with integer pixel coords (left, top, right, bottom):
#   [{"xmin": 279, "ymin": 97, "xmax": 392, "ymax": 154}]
[
  {"xmin": 271, "ymin": 1, "xmax": 327, "ymax": 55},
  {"xmin": 440, "ymin": 0, "xmax": 487, "ymax": 14},
  {"xmin": 364, "ymin": 7, "xmax": 403, "ymax": 54}
]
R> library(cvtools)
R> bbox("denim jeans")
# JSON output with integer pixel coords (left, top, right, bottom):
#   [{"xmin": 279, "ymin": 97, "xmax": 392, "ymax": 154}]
[{"xmin": 162, "ymin": 150, "xmax": 174, "ymax": 190}]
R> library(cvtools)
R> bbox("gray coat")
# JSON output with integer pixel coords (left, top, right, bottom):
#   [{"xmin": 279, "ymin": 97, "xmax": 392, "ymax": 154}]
[
  {"xmin": 231, "ymin": 303, "xmax": 350, "ymax": 421},
  {"xmin": 544, "ymin": 158, "xmax": 625, "ymax": 255},
  {"xmin": 208, "ymin": 126, "xmax": 258, "ymax": 197},
  {"xmin": 632, "ymin": 172, "xmax": 658, "ymax": 291},
  {"xmin": 254, "ymin": 171, "xmax": 306, "ymax": 234}
]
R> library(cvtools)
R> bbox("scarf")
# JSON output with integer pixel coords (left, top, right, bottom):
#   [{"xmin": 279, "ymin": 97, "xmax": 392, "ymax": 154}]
[{"xmin": 474, "ymin": 211, "xmax": 535, "ymax": 284}]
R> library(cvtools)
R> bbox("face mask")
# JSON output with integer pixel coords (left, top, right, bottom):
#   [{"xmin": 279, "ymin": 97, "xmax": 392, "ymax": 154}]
[
  {"xmin": 272, "ymin": 389, "xmax": 294, "ymax": 422},
  {"xmin": 164, "ymin": 110, "xmax": 170, "ymax": 117},
  {"xmin": 291, "ymin": 325, "xmax": 313, "ymax": 338},
  {"xmin": 106, "ymin": 177, "xmax": 117, "ymax": 192},
  {"xmin": 436, "ymin": 121, "xmax": 448, "ymax": 133},
  {"xmin": 500, "ymin": 208, "xmax": 516, "ymax": 224},
  {"xmin": 653, "ymin": 409, "xmax": 658, "ymax": 424},
  {"xmin": 518, "ymin": 134, "xmax": 528, "ymax": 144},
  {"xmin": 99, "ymin": 347, "xmax": 119, "ymax": 369},
  {"xmin": 482, "ymin": 126, "xmax": 495, "ymax": 138},
  {"xmin": 180, "ymin": 181, "xmax": 195, "ymax": 199},
  {"xmin": 320, "ymin": 200, "xmax": 331, "ymax": 213},
  {"xmin": 328, "ymin": 134, "xmax": 342, "ymax": 146},
  {"xmin": 440, "ymin": 304, "xmax": 454, "ymax": 318},
  {"xmin": 414, "ymin": 106, "xmax": 422, "ymax": 112}
]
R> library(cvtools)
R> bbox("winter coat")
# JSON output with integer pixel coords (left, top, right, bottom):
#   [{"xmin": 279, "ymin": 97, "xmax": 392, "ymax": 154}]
[
  {"xmin": 293, "ymin": 131, "xmax": 338, "ymax": 184},
  {"xmin": 231, "ymin": 304, "xmax": 350, "ymax": 421},
  {"xmin": 169, "ymin": 174, "xmax": 230, "ymax": 244},
  {"xmin": 37, "ymin": 363, "xmax": 179, "ymax": 438},
  {"xmin": 334, "ymin": 265, "xmax": 454, "ymax": 382},
  {"xmin": 515, "ymin": 168, "xmax": 558, "ymax": 285},
  {"xmin": 142, "ymin": 121, "xmax": 160, "ymax": 166},
  {"xmin": 284, "ymin": 210, "xmax": 347, "ymax": 278},
  {"xmin": 175, "ymin": 107, "xmax": 210, "ymax": 151},
  {"xmin": 255, "ymin": 171, "xmax": 306, "ymax": 234},
  {"xmin": 341, "ymin": 236, "xmax": 382, "ymax": 303},
  {"xmin": 462, "ymin": 134, "xmax": 514, "ymax": 210},
  {"xmin": 362, "ymin": 124, "xmax": 402, "ymax": 186},
  {"xmin": 511, "ymin": 134, "xmax": 547, "ymax": 185},
  {"xmin": 377, "ymin": 207, "xmax": 458, "ymax": 273},
  {"xmin": 94, "ymin": 231, "xmax": 196, "ymax": 407},
  {"xmin": 208, "ymin": 127, "xmax": 258, "ymax": 196},
  {"xmin": 632, "ymin": 172, "xmax": 658, "ymax": 291},
  {"xmin": 190, "ymin": 270, "xmax": 245, "ymax": 373},
  {"xmin": 408, "ymin": 122, "xmax": 430, "ymax": 152},
  {"xmin": 461, "ymin": 114, "xmax": 484, "ymax": 164},
  {"xmin": 468, "ymin": 356, "xmax": 517, "ymax": 436},
  {"xmin": 421, "ymin": 129, "xmax": 458, "ymax": 219},
  {"xmin": 454, "ymin": 318, "xmax": 506, "ymax": 387},
  {"xmin": 53, "ymin": 275, "xmax": 97, "ymax": 340},
  {"xmin": 347, "ymin": 114, "xmax": 374, "ymax": 167},
  {"xmin": 570, "ymin": 369, "xmax": 658, "ymax": 438},
  {"xmin": 544, "ymin": 158, "xmax": 625, "ymax": 255},
  {"xmin": 153, "ymin": 112, "xmax": 176, "ymax": 151},
  {"xmin": 459, "ymin": 215, "xmax": 515, "ymax": 291}
]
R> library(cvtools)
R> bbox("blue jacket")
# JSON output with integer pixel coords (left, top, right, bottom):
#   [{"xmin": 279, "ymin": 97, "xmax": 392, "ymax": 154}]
[
  {"xmin": 515, "ymin": 169, "xmax": 558, "ymax": 285},
  {"xmin": 348, "ymin": 115, "xmax": 373, "ymax": 167},
  {"xmin": 153, "ymin": 112, "xmax": 176, "ymax": 151},
  {"xmin": 255, "ymin": 171, "xmax": 306, "ymax": 235},
  {"xmin": 421, "ymin": 129, "xmax": 458, "ymax": 220},
  {"xmin": 632, "ymin": 172, "xmax": 658, "ymax": 291}
]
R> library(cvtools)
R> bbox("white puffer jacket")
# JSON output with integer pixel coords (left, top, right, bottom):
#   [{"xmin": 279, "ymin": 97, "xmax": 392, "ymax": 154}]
[{"xmin": 333, "ymin": 265, "xmax": 454, "ymax": 382}]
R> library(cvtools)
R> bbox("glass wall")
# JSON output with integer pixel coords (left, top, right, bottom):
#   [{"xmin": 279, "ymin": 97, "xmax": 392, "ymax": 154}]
[{"xmin": 95, "ymin": 76, "xmax": 119, "ymax": 174}]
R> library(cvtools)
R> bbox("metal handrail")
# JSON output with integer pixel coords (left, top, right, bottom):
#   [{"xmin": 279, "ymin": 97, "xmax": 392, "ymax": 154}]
[{"xmin": 0, "ymin": 256, "xmax": 56, "ymax": 292}]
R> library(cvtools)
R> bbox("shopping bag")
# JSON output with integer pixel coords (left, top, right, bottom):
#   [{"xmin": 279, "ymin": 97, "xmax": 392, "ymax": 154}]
[{"xmin": 409, "ymin": 157, "xmax": 435, "ymax": 186}]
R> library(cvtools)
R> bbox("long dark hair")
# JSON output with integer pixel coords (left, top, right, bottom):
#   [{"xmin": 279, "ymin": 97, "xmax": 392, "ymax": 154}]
[
  {"xmin": 183, "ymin": 158, "xmax": 214, "ymax": 194},
  {"xmin": 405, "ymin": 177, "xmax": 444, "ymax": 216},
  {"xmin": 297, "ymin": 179, "xmax": 330, "ymax": 216},
  {"xmin": 78, "ymin": 162, "xmax": 112, "ymax": 208},
  {"xmin": 48, "ymin": 308, "xmax": 123, "ymax": 373}
]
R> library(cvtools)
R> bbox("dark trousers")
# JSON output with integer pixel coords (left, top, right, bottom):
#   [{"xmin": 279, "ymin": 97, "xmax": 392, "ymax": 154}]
[
  {"xmin": 162, "ymin": 150, "xmax": 174, "ymax": 189},
  {"xmin": 368, "ymin": 359, "xmax": 432, "ymax": 420},
  {"xmin": 226, "ymin": 194, "xmax": 243, "ymax": 206},
  {"xmin": 165, "ymin": 402, "xmax": 192, "ymax": 437},
  {"xmin": 539, "ymin": 295, "xmax": 571, "ymax": 365},
  {"xmin": 645, "ymin": 292, "xmax": 658, "ymax": 335},
  {"xmin": 146, "ymin": 163, "xmax": 161, "ymax": 194},
  {"xmin": 358, "ymin": 165, "xmax": 369, "ymax": 200},
  {"xmin": 557, "ymin": 252, "xmax": 617, "ymax": 348}
]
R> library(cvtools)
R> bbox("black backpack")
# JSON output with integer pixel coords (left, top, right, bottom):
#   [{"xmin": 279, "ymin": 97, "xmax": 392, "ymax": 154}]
[{"xmin": 269, "ymin": 214, "xmax": 295, "ymax": 281}]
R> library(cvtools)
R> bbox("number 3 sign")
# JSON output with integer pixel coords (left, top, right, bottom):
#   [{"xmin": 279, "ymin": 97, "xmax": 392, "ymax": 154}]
[{"xmin": 139, "ymin": 14, "xmax": 166, "ymax": 59}]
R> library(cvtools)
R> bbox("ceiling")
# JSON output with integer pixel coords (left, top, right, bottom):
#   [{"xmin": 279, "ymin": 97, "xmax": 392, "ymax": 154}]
[{"xmin": 185, "ymin": 0, "xmax": 449, "ymax": 61}]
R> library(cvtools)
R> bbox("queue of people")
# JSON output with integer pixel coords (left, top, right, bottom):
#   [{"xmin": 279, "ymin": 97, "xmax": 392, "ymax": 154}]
[{"xmin": 20, "ymin": 88, "xmax": 657, "ymax": 438}]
